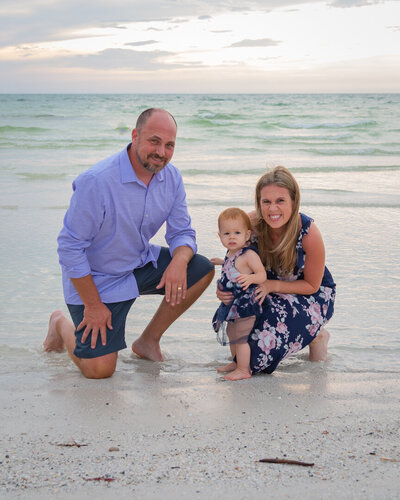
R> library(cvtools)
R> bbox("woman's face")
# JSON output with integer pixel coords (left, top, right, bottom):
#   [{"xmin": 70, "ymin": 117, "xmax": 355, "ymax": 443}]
[{"xmin": 259, "ymin": 184, "xmax": 294, "ymax": 230}]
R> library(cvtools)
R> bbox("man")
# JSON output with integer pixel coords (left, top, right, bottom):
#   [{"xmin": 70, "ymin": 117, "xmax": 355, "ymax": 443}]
[{"xmin": 44, "ymin": 108, "xmax": 214, "ymax": 378}]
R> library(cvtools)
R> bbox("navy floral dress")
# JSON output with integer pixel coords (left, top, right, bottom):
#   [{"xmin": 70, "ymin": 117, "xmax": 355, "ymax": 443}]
[
  {"xmin": 249, "ymin": 213, "xmax": 336, "ymax": 374},
  {"xmin": 212, "ymin": 246, "xmax": 263, "ymax": 345}
]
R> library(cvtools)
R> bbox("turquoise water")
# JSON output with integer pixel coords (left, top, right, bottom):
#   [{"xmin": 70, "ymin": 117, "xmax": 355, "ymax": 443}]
[{"xmin": 0, "ymin": 94, "xmax": 399, "ymax": 375}]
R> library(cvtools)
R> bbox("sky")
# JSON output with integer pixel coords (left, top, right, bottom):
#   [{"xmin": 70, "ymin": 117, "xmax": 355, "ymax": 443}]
[{"xmin": 0, "ymin": 0, "xmax": 399, "ymax": 93}]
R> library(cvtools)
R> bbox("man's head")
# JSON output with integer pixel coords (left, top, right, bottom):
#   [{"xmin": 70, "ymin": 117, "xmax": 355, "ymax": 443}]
[{"xmin": 131, "ymin": 108, "xmax": 177, "ymax": 175}]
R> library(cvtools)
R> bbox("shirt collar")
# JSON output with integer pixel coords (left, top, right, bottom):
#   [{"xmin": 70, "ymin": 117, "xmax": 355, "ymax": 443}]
[{"xmin": 120, "ymin": 143, "xmax": 166, "ymax": 184}]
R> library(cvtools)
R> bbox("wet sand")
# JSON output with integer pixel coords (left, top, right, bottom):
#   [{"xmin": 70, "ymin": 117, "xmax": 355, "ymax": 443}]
[{"xmin": 1, "ymin": 358, "xmax": 400, "ymax": 499}]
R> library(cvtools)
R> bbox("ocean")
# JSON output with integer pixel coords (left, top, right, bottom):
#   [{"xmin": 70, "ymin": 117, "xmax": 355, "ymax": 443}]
[{"xmin": 0, "ymin": 93, "xmax": 399, "ymax": 377}]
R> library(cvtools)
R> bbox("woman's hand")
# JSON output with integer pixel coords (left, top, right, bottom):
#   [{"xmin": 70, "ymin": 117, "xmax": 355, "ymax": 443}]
[
  {"xmin": 216, "ymin": 286, "xmax": 233, "ymax": 305},
  {"xmin": 254, "ymin": 280, "xmax": 274, "ymax": 305},
  {"xmin": 210, "ymin": 257, "xmax": 223, "ymax": 266}
]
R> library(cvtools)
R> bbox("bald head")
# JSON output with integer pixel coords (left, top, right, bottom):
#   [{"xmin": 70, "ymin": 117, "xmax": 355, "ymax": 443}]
[{"xmin": 136, "ymin": 108, "xmax": 177, "ymax": 133}]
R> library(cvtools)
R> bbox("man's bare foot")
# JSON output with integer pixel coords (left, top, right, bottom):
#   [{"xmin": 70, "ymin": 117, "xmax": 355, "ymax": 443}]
[
  {"xmin": 309, "ymin": 328, "xmax": 330, "ymax": 362},
  {"xmin": 223, "ymin": 368, "xmax": 251, "ymax": 381},
  {"xmin": 43, "ymin": 310, "xmax": 65, "ymax": 352},
  {"xmin": 217, "ymin": 361, "xmax": 237, "ymax": 373},
  {"xmin": 132, "ymin": 336, "xmax": 163, "ymax": 362}
]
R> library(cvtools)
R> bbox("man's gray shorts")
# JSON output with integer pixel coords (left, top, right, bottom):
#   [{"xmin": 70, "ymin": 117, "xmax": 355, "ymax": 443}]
[{"xmin": 67, "ymin": 248, "xmax": 213, "ymax": 359}]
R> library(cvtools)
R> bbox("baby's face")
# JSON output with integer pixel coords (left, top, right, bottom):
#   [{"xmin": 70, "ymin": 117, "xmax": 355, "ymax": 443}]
[{"xmin": 218, "ymin": 218, "xmax": 251, "ymax": 254}]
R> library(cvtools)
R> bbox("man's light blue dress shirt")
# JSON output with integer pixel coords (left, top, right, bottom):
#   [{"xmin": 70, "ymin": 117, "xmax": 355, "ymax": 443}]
[{"xmin": 58, "ymin": 145, "xmax": 197, "ymax": 305}]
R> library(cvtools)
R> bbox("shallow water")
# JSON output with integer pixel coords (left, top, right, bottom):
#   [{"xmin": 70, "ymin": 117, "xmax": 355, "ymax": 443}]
[{"xmin": 0, "ymin": 93, "xmax": 399, "ymax": 375}]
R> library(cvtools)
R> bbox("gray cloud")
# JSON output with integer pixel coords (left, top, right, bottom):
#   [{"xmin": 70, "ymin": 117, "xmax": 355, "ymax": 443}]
[
  {"xmin": 0, "ymin": 48, "xmax": 182, "ymax": 71},
  {"xmin": 0, "ymin": 0, "xmax": 328, "ymax": 48},
  {"xmin": 0, "ymin": 0, "xmax": 390, "ymax": 50},
  {"xmin": 60, "ymin": 48, "xmax": 182, "ymax": 70},
  {"xmin": 329, "ymin": 0, "xmax": 384, "ymax": 6},
  {"xmin": 125, "ymin": 40, "xmax": 158, "ymax": 47},
  {"xmin": 229, "ymin": 38, "xmax": 280, "ymax": 48}
]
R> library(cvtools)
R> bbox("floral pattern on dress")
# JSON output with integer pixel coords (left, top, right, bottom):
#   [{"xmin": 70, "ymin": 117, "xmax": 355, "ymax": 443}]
[{"xmin": 248, "ymin": 213, "xmax": 336, "ymax": 375}]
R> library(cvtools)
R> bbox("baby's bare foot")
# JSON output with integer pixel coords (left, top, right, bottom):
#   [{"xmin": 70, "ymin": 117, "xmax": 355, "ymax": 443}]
[
  {"xmin": 43, "ymin": 310, "xmax": 65, "ymax": 352},
  {"xmin": 223, "ymin": 368, "xmax": 251, "ymax": 381},
  {"xmin": 217, "ymin": 361, "xmax": 237, "ymax": 373}
]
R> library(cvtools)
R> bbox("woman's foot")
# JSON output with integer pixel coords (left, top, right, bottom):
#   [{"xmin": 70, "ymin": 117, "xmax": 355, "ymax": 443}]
[
  {"xmin": 223, "ymin": 368, "xmax": 251, "ymax": 381},
  {"xmin": 43, "ymin": 310, "xmax": 66, "ymax": 352},
  {"xmin": 309, "ymin": 328, "xmax": 330, "ymax": 362},
  {"xmin": 217, "ymin": 361, "xmax": 236, "ymax": 373}
]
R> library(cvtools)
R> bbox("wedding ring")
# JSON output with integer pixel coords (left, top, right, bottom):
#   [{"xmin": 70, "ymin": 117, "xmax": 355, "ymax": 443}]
[{"xmin": 177, "ymin": 286, "xmax": 182, "ymax": 291}]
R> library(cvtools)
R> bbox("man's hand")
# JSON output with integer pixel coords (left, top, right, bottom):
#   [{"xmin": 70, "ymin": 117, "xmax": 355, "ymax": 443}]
[
  {"xmin": 156, "ymin": 252, "xmax": 190, "ymax": 306},
  {"xmin": 78, "ymin": 302, "xmax": 113, "ymax": 349}
]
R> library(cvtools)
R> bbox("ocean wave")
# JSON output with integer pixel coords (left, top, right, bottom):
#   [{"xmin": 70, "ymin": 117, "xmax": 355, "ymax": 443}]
[
  {"xmin": 1, "ymin": 140, "xmax": 118, "ymax": 150},
  {"xmin": 182, "ymin": 168, "xmax": 267, "ymax": 176},
  {"xmin": 114, "ymin": 125, "xmax": 131, "ymax": 134},
  {"xmin": 270, "ymin": 102, "xmax": 290, "ymax": 107},
  {"xmin": 188, "ymin": 111, "xmax": 243, "ymax": 127},
  {"xmin": 0, "ymin": 205, "xmax": 19, "ymax": 210},
  {"xmin": 197, "ymin": 110, "xmax": 243, "ymax": 120},
  {"xmin": 280, "ymin": 120, "xmax": 377, "ymax": 130},
  {"xmin": 34, "ymin": 114, "xmax": 60, "ymax": 118},
  {"xmin": 302, "ymin": 147, "xmax": 400, "ymax": 156},
  {"xmin": 181, "ymin": 165, "xmax": 400, "ymax": 176},
  {"xmin": 256, "ymin": 133, "xmax": 353, "ymax": 142},
  {"xmin": 17, "ymin": 172, "xmax": 68, "ymax": 180},
  {"xmin": 0, "ymin": 125, "xmax": 50, "ymax": 134},
  {"xmin": 187, "ymin": 117, "xmax": 231, "ymax": 127}
]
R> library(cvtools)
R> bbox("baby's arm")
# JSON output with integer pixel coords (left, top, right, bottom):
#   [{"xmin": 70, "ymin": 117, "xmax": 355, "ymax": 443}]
[
  {"xmin": 210, "ymin": 257, "xmax": 224, "ymax": 266},
  {"xmin": 236, "ymin": 250, "xmax": 267, "ymax": 290}
]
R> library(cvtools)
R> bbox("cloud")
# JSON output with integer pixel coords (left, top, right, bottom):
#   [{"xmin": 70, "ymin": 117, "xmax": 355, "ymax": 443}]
[
  {"xmin": 125, "ymin": 40, "xmax": 158, "ymax": 47},
  {"xmin": 0, "ymin": 0, "xmax": 324, "ymax": 47},
  {"xmin": 329, "ymin": 0, "xmax": 384, "ymax": 7},
  {"xmin": 62, "ymin": 48, "xmax": 183, "ymax": 70},
  {"xmin": 229, "ymin": 38, "xmax": 280, "ymax": 48},
  {"xmin": 0, "ymin": 48, "xmax": 184, "ymax": 71}
]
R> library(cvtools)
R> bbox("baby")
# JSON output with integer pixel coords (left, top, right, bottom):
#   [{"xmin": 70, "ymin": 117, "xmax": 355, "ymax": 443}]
[{"xmin": 211, "ymin": 207, "xmax": 266, "ymax": 381}]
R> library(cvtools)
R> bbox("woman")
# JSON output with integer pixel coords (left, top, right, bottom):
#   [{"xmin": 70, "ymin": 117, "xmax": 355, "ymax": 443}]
[{"xmin": 216, "ymin": 166, "xmax": 336, "ymax": 376}]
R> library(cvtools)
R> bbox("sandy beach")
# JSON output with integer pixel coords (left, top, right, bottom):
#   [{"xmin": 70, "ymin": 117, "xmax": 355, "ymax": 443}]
[{"xmin": 1, "ymin": 356, "xmax": 399, "ymax": 500}]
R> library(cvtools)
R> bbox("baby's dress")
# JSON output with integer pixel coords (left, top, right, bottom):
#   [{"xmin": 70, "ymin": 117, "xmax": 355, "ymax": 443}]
[
  {"xmin": 212, "ymin": 246, "xmax": 262, "ymax": 345},
  {"xmin": 248, "ymin": 213, "xmax": 336, "ymax": 374}
]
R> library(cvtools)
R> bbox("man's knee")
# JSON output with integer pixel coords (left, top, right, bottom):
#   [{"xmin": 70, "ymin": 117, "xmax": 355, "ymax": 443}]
[
  {"xmin": 189, "ymin": 254, "xmax": 215, "ymax": 289},
  {"xmin": 80, "ymin": 354, "xmax": 117, "ymax": 379}
]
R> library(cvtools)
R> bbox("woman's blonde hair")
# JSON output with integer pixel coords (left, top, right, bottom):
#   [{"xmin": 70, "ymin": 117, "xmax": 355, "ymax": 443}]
[{"xmin": 254, "ymin": 166, "xmax": 300, "ymax": 275}]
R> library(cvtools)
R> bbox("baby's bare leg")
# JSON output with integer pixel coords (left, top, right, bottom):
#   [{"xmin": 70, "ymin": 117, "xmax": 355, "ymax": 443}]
[
  {"xmin": 217, "ymin": 324, "xmax": 237, "ymax": 372},
  {"xmin": 223, "ymin": 342, "xmax": 251, "ymax": 381},
  {"xmin": 222, "ymin": 317, "xmax": 254, "ymax": 381}
]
